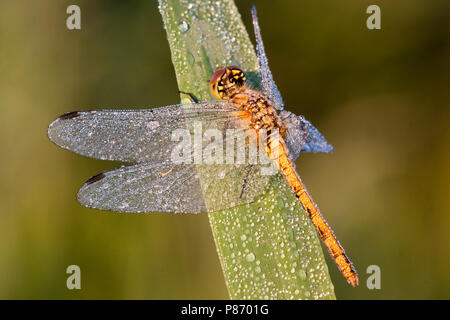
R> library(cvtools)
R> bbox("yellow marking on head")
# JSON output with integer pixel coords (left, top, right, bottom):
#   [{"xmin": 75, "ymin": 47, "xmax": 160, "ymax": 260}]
[{"xmin": 209, "ymin": 67, "xmax": 226, "ymax": 99}]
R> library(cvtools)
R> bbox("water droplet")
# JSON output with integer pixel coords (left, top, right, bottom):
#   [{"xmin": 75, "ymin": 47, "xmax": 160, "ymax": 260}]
[
  {"xmin": 246, "ymin": 252, "xmax": 256, "ymax": 262},
  {"xmin": 240, "ymin": 234, "xmax": 247, "ymax": 241},
  {"xmin": 276, "ymin": 197, "xmax": 284, "ymax": 209},
  {"xmin": 181, "ymin": 97, "xmax": 191, "ymax": 104},
  {"xmin": 187, "ymin": 51, "xmax": 195, "ymax": 65},
  {"xmin": 298, "ymin": 269, "xmax": 307, "ymax": 281},
  {"xmin": 178, "ymin": 21, "xmax": 190, "ymax": 33}
]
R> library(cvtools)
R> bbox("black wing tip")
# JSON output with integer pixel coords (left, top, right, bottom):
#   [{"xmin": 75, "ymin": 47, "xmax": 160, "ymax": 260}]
[
  {"xmin": 58, "ymin": 111, "xmax": 81, "ymax": 120},
  {"xmin": 47, "ymin": 111, "xmax": 80, "ymax": 145},
  {"xmin": 85, "ymin": 172, "xmax": 106, "ymax": 185}
]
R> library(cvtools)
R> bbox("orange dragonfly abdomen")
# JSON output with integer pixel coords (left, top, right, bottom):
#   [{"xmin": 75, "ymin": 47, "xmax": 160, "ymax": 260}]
[{"xmin": 266, "ymin": 131, "xmax": 359, "ymax": 287}]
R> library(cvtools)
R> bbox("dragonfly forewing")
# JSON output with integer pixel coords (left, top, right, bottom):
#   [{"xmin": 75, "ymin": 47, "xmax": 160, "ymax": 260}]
[{"xmin": 48, "ymin": 101, "xmax": 249, "ymax": 163}]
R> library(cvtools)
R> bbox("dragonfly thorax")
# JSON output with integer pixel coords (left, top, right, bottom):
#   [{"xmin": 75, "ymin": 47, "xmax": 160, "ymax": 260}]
[
  {"xmin": 210, "ymin": 65, "xmax": 286, "ymax": 137},
  {"xmin": 233, "ymin": 89, "xmax": 286, "ymax": 136}
]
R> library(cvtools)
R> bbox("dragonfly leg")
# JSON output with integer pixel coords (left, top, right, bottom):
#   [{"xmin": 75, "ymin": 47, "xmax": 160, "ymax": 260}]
[
  {"xmin": 239, "ymin": 165, "xmax": 255, "ymax": 199},
  {"xmin": 179, "ymin": 90, "xmax": 200, "ymax": 103}
]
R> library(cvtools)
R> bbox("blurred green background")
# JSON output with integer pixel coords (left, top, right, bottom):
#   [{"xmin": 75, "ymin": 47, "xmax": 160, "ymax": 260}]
[{"xmin": 0, "ymin": 0, "xmax": 449, "ymax": 299}]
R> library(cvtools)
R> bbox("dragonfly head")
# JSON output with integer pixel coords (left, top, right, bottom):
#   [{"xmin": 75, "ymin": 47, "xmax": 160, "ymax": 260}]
[{"xmin": 209, "ymin": 66, "xmax": 246, "ymax": 100}]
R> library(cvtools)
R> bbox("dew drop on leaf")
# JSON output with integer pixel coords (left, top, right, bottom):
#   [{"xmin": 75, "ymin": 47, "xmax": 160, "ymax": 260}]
[{"xmin": 178, "ymin": 20, "xmax": 190, "ymax": 33}]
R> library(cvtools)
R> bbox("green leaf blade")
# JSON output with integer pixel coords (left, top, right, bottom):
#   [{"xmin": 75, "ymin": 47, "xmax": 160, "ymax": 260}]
[{"xmin": 159, "ymin": 0, "xmax": 336, "ymax": 300}]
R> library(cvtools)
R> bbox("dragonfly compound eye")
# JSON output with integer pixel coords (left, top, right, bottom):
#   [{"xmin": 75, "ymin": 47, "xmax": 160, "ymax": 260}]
[
  {"xmin": 209, "ymin": 67, "xmax": 226, "ymax": 100},
  {"xmin": 209, "ymin": 66, "xmax": 246, "ymax": 100}
]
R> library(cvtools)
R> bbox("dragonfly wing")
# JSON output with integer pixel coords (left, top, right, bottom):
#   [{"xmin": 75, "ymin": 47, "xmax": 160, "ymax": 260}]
[
  {"xmin": 77, "ymin": 162, "xmax": 206, "ymax": 213},
  {"xmin": 77, "ymin": 161, "xmax": 271, "ymax": 214},
  {"xmin": 47, "ymin": 101, "xmax": 249, "ymax": 163},
  {"xmin": 281, "ymin": 111, "xmax": 333, "ymax": 160},
  {"xmin": 251, "ymin": 6, "xmax": 284, "ymax": 110},
  {"xmin": 197, "ymin": 163, "xmax": 271, "ymax": 212},
  {"xmin": 301, "ymin": 118, "xmax": 334, "ymax": 153},
  {"xmin": 50, "ymin": 101, "xmax": 273, "ymax": 213}
]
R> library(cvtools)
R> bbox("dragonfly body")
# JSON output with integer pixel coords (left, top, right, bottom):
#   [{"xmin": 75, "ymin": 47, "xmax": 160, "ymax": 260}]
[
  {"xmin": 209, "ymin": 65, "xmax": 359, "ymax": 287},
  {"xmin": 210, "ymin": 66, "xmax": 286, "ymax": 135}
]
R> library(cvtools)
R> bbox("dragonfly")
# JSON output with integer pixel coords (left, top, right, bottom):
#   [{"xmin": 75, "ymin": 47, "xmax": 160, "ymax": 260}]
[{"xmin": 47, "ymin": 6, "xmax": 358, "ymax": 287}]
